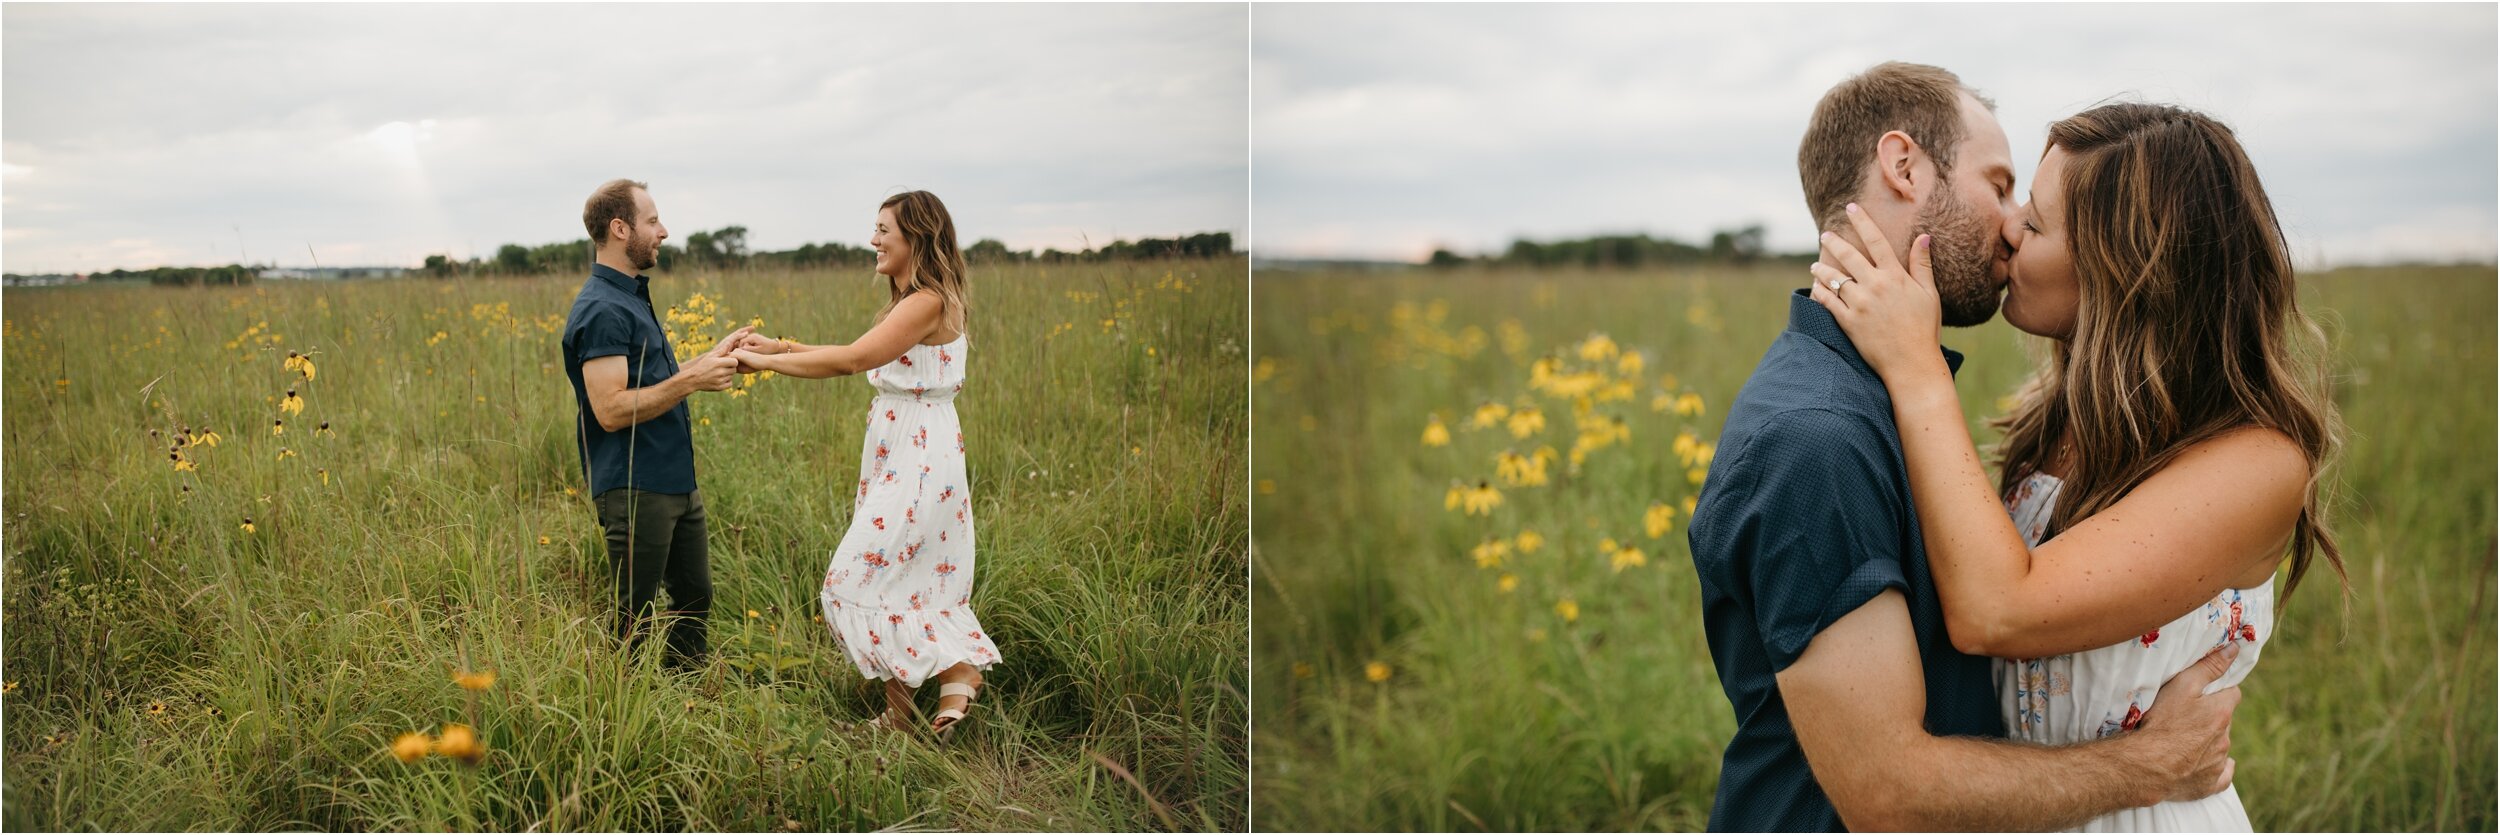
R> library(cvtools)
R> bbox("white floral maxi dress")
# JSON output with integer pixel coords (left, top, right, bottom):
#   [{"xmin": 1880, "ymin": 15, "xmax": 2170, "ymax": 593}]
[
  {"xmin": 819, "ymin": 335, "xmax": 1001, "ymax": 688},
  {"xmin": 1999, "ymin": 472, "xmax": 2273, "ymax": 832}
]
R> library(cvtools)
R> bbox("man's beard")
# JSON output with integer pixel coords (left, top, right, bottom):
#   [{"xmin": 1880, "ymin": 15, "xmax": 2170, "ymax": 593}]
[
  {"xmin": 625, "ymin": 229, "xmax": 659, "ymax": 272},
  {"xmin": 1916, "ymin": 194, "xmax": 2004, "ymax": 327}
]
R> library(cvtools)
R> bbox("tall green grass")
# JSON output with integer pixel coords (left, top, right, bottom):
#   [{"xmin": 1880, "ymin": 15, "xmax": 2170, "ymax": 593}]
[
  {"xmin": 1250, "ymin": 264, "xmax": 2495, "ymax": 831},
  {"xmin": 2, "ymin": 259, "xmax": 1246, "ymax": 831}
]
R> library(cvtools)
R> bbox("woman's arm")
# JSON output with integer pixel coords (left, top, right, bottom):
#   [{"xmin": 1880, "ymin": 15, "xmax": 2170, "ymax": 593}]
[
  {"xmin": 1881, "ymin": 369, "xmax": 2304, "ymax": 658},
  {"xmin": 731, "ymin": 293, "xmax": 943, "ymax": 379},
  {"xmin": 1809, "ymin": 205, "xmax": 2305, "ymax": 658}
]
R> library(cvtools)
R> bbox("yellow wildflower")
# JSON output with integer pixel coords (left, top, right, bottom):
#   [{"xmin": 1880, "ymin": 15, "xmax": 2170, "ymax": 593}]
[
  {"xmin": 1689, "ymin": 467, "xmax": 1709, "ymax": 487},
  {"xmin": 391, "ymin": 731, "xmax": 431, "ymax": 763},
  {"xmin": 1459, "ymin": 481, "xmax": 1503, "ymax": 516},
  {"xmin": 1364, "ymin": 661, "xmax": 1391, "ymax": 683},
  {"xmin": 2, "ymin": 681, "xmax": 17, "ymax": 694},
  {"xmin": 271, "ymin": 419, "xmax": 284, "ymax": 436},
  {"xmin": 1577, "ymin": 333, "xmax": 1618, "ymax": 363},
  {"xmin": 538, "ymin": 536, "xmax": 550, "ymax": 545},
  {"xmin": 1506, "ymin": 407, "xmax": 1546, "ymax": 439},
  {"xmin": 275, "ymin": 448, "xmax": 295, "ymax": 461},
  {"xmin": 746, "ymin": 609, "xmax": 761, "ymax": 619},
  {"xmin": 1645, "ymin": 502, "xmax": 1675, "ymax": 539},
  {"xmin": 1555, "ymin": 598, "xmax": 1580, "ymax": 623},
  {"xmin": 453, "ymin": 669, "xmax": 497, "ymax": 691},
  {"xmin": 1515, "ymin": 529, "xmax": 1545, "ymax": 554},
  {"xmin": 1617, "ymin": 352, "xmax": 1644, "ymax": 375},
  {"xmin": 318, "ymin": 469, "xmax": 329, "ymax": 486},
  {"xmin": 1253, "ymin": 358, "xmax": 1277, "ymax": 383},
  {"xmin": 197, "ymin": 429, "xmax": 221, "ymax": 447},
  {"xmin": 240, "ymin": 518, "xmax": 257, "ymax": 534},
  {"xmin": 1421, "ymin": 416, "xmax": 1451, "ymax": 447},
  {"xmin": 1470, "ymin": 537, "xmax": 1512, "ymax": 569},
  {"xmin": 1675, "ymin": 392, "xmax": 1706, "ymax": 417},
  {"xmin": 1292, "ymin": 662, "xmax": 1315, "ymax": 679},
  {"xmin": 434, "ymin": 723, "xmax": 484, "ymax": 765},
  {"xmin": 1611, "ymin": 544, "xmax": 1647, "ymax": 572},
  {"xmin": 1469, "ymin": 401, "xmax": 1511, "ymax": 429},
  {"xmin": 1497, "ymin": 573, "xmax": 1519, "ymax": 593}
]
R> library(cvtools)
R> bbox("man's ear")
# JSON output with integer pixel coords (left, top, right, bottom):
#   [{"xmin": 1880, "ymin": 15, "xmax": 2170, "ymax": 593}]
[
  {"xmin": 1873, "ymin": 130, "xmax": 1925, "ymax": 203},
  {"xmin": 609, "ymin": 217, "xmax": 631, "ymax": 244}
]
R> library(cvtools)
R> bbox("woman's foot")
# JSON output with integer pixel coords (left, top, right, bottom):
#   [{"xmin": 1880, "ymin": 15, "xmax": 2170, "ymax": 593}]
[{"xmin": 931, "ymin": 665, "xmax": 983, "ymax": 737}]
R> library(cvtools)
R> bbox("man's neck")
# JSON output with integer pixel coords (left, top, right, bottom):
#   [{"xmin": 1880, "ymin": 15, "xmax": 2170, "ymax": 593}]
[{"xmin": 593, "ymin": 250, "xmax": 640, "ymax": 278}]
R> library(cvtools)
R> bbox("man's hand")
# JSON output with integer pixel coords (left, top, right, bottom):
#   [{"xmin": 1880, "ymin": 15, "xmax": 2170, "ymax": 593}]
[
  {"xmin": 2131, "ymin": 642, "xmax": 2243, "ymax": 803},
  {"xmin": 707, "ymin": 325, "xmax": 758, "ymax": 359},
  {"xmin": 683, "ymin": 354, "xmax": 741, "ymax": 392}
]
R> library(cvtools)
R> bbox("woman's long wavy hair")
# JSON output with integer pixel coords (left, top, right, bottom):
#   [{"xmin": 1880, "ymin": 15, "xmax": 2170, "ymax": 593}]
[
  {"xmin": 1991, "ymin": 102, "xmax": 2346, "ymax": 606},
  {"xmin": 877, "ymin": 190, "xmax": 970, "ymax": 338}
]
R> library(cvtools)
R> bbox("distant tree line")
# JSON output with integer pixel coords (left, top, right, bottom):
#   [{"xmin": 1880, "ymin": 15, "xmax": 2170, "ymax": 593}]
[
  {"xmin": 421, "ymin": 228, "xmax": 1236, "ymax": 278},
  {"xmin": 47, "ymin": 265, "xmax": 262, "ymax": 286},
  {"xmin": 1427, "ymin": 225, "xmax": 1811, "ymax": 270}
]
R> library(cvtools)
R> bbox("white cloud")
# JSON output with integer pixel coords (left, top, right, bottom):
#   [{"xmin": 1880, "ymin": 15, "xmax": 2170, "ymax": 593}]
[
  {"xmin": 1254, "ymin": 3, "xmax": 2497, "ymax": 266},
  {"xmin": 2, "ymin": 4, "xmax": 1247, "ymax": 273}
]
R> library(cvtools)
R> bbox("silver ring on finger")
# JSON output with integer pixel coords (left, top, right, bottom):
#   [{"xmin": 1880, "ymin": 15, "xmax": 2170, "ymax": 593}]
[{"xmin": 1826, "ymin": 275, "xmax": 1855, "ymax": 292}]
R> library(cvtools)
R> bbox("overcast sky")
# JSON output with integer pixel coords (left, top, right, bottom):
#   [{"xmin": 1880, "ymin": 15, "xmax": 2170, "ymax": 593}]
[
  {"xmin": 1254, "ymin": 3, "xmax": 2497, "ymax": 267},
  {"xmin": 3, "ymin": 3, "xmax": 1246, "ymax": 274}
]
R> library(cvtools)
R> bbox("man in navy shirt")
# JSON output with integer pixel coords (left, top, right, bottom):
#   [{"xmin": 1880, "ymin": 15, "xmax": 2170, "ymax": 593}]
[
  {"xmin": 563, "ymin": 179, "xmax": 749, "ymax": 669},
  {"xmin": 1687, "ymin": 63, "xmax": 2242, "ymax": 830}
]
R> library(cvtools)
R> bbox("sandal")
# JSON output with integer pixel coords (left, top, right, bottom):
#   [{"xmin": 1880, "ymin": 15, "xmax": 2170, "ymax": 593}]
[{"xmin": 931, "ymin": 681, "xmax": 980, "ymax": 738}]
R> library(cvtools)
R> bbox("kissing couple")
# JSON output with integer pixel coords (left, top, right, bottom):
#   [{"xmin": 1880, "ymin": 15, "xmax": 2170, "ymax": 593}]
[
  {"xmin": 559, "ymin": 180, "xmax": 1000, "ymax": 737},
  {"xmin": 1690, "ymin": 62, "xmax": 2343, "ymax": 831}
]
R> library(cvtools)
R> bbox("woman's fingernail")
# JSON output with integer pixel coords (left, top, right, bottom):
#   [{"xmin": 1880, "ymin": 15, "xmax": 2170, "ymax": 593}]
[
  {"xmin": 1846, "ymin": 202, "xmax": 1860, "ymax": 214},
  {"xmin": 1820, "ymin": 232, "xmax": 1833, "ymax": 241}
]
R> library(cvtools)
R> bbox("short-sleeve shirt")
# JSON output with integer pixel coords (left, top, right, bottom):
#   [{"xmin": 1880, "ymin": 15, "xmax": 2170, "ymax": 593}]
[
  {"xmin": 1686, "ymin": 289, "xmax": 2004, "ymax": 832},
  {"xmin": 562, "ymin": 263, "xmax": 697, "ymax": 496}
]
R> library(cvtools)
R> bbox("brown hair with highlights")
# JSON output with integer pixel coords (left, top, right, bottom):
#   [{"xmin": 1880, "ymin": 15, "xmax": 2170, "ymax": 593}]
[
  {"xmin": 1992, "ymin": 102, "xmax": 2346, "ymax": 606},
  {"xmin": 1798, "ymin": 62, "xmax": 1994, "ymax": 230},
  {"xmin": 583, "ymin": 178, "xmax": 648, "ymax": 246},
  {"xmin": 877, "ymin": 190, "xmax": 971, "ymax": 338}
]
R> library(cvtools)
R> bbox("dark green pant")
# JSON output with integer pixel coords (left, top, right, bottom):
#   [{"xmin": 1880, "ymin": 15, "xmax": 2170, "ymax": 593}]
[{"xmin": 594, "ymin": 487, "xmax": 711, "ymax": 665}]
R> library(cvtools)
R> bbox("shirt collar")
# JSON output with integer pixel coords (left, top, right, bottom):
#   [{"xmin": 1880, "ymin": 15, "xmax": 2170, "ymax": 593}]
[
  {"xmin": 590, "ymin": 262, "xmax": 646, "ymax": 296},
  {"xmin": 1787, "ymin": 287, "xmax": 1964, "ymax": 376}
]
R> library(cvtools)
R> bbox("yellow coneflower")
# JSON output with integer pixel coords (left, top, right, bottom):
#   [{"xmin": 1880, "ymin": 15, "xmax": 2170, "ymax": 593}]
[
  {"xmin": 745, "ymin": 609, "xmax": 760, "ymax": 619},
  {"xmin": 1253, "ymin": 358, "xmax": 1277, "ymax": 383},
  {"xmin": 1645, "ymin": 503, "xmax": 1675, "ymax": 539},
  {"xmin": 1577, "ymin": 334, "xmax": 1618, "ymax": 363},
  {"xmin": 1363, "ymin": 661, "xmax": 1391, "ymax": 683},
  {"xmin": 390, "ymin": 731, "xmax": 432, "ymax": 763},
  {"xmin": 1506, "ymin": 406, "xmax": 1545, "ymax": 440},
  {"xmin": 318, "ymin": 469, "xmax": 329, "ymax": 486},
  {"xmin": 1555, "ymin": 598, "xmax": 1581, "ymax": 623},
  {"xmin": 563, "ymin": 487, "xmax": 578, "ymax": 497},
  {"xmin": 1688, "ymin": 467, "xmax": 1709, "ymax": 487},
  {"xmin": 1617, "ymin": 351, "xmax": 1644, "ymax": 376},
  {"xmin": 1515, "ymin": 529, "xmax": 1544, "ymax": 554},
  {"xmin": 315, "ymin": 421, "xmax": 332, "ymax": 437},
  {"xmin": 1420, "ymin": 415, "xmax": 1451, "ymax": 448},
  {"xmin": 1444, "ymin": 484, "xmax": 1465, "ymax": 512},
  {"xmin": 276, "ymin": 448, "xmax": 296, "ymax": 461},
  {"xmin": 537, "ymin": 536, "xmax": 550, "ymax": 545},
  {"xmin": 1469, "ymin": 401, "xmax": 1510, "ymax": 429},
  {"xmin": 1497, "ymin": 573, "xmax": 1520, "ymax": 594},
  {"xmin": 3, "ymin": 680, "xmax": 20, "ymax": 694},
  {"xmin": 1674, "ymin": 392, "xmax": 1706, "ymax": 417},
  {"xmin": 1470, "ymin": 537, "xmax": 1511, "ymax": 569},
  {"xmin": 453, "ymin": 669, "xmax": 496, "ymax": 691},
  {"xmin": 197, "ymin": 429, "xmax": 221, "ymax": 447},
  {"xmin": 280, "ymin": 389, "xmax": 304, "ymax": 415},
  {"xmin": 271, "ymin": 419, "xmax": 284, "ymax": 436},
  {"xmin": 1610, "ymin": 544, "xmax": 1648, "ymax": 573},
  {"xmin": 54, "ymin": 377, "xmax": 69, "ymax": 390},
  {"xmin": 146, "ymin": 701, "xmax": 167, "ymax": 716},
  {"xmin": 240, "ymin": 518, "xmax": 257, "ymax": 534},
  {"xmin": 1459, "ymin": 481, "xmax": 1503, "ymax": 516},
  {"xmin": 434, "ymin": 723, "xmax": 484, "ymax": 765}
]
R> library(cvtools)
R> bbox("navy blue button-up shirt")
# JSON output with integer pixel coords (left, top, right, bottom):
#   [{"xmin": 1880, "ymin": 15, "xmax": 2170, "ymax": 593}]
[
  {"xmin": 1687, "ymin": 289, "xmax": 2003, "ymax": 832},
  {"xmin": 562, "ymin": 263, "xmax": 697, "ymax": 495}
]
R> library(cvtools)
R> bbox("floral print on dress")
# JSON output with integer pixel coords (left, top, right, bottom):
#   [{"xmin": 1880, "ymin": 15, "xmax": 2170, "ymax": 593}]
[
  {"xmin": 1989, "ymin": 472, "xmax": 2274, "ymax": 830},
  {"xmin": 818, "ymin": 335, "xmax": 1000, "ymax": 689}
]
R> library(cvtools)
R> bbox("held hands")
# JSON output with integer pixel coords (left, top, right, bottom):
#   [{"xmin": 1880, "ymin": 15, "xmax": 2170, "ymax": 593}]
[
  {"xmin": 2132, "ymin": 642, "xmax": 2244, "ymax": 804},
  {"xmin": 687, "ymin": 326, "xmax": 755, "ymax": 390},
  {"xmin": 1806, "ymin": 203, "xmax": 1945, "ymax": 381}
]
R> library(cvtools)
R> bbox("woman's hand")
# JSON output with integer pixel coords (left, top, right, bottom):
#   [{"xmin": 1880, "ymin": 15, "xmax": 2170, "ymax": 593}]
[
  {"xmin": 1807, "ymin": 203, "xmax": 1946, "ymax": 382},
  {"xmin": 728, "ymin": 348, "xmax": 777, "ymax": 375}
]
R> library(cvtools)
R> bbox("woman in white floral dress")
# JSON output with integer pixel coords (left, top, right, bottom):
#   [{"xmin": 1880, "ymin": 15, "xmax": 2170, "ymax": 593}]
[
  {"xmin": 733, "ymin": 190, "xmax": 999, "ymax": 735},
  {"xmin": 1809, "ymin": 103, "xmax": 2344, "ymax": 830}
]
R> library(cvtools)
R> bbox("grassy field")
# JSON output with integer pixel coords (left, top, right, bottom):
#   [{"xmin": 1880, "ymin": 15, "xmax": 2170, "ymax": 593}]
[
  {"xmin": 1, "ymin": 258, "xmax": 1247, "ymax": 831},
  {"xmin": 1250, "ymin": 264, "xmax": 2495, "ymax": 831}
]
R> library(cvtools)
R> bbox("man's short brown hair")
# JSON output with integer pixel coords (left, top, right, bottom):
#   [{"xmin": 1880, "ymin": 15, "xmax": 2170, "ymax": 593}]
[
  {"xmin": 583, "ymin": 179, "xmax": 649, "ymax": 245},
  {"xmin": 1797, "ymin": 62, "xmax": 1993, "ymax": 229}
]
